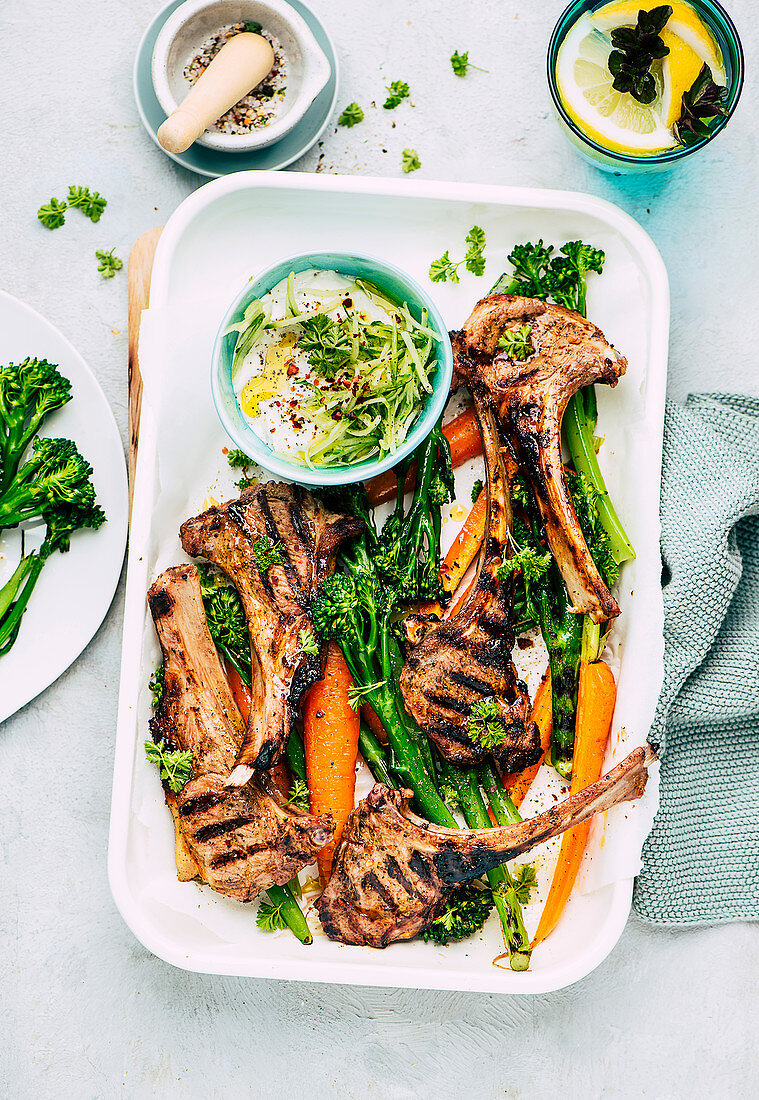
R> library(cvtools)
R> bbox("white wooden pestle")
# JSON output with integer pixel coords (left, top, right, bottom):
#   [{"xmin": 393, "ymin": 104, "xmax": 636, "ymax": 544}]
[{"xmin": 157, "ymin": 33, "xmax": 275, "ymax": 154}]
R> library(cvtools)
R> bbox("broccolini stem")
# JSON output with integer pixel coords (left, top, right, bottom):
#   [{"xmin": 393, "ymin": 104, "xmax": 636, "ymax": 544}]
[
  {"xmin": 285, "ymin": 730, "xmax": 307, "ymax": 784},
  {"xmin": 563, "ymin": 393, "xmax": 635, "ymax": 565},
  {"xmin": 0, "ymin": 553, "xmax": 45, "ymax": 654},
  {"xmin": 358, "ymin": 723, "xmax": 396, "ymax": 787},
  {"xmin": 0, "ymin": 553, "xmax": 34, "ymax": 619},
  {"xmin": 265, "ymin": 883, "xmax": 312, "ymax": 945},
  {"xmin": 479, "ymin": 762, "xmax": 521, "ymax": 825},
  {"xmin": 439, "ymin": 760, "xmax": 531, "ymax": 970},
  {"xmin": 531, "ymin": 578, "xmax": 583, "ymax": 778}
]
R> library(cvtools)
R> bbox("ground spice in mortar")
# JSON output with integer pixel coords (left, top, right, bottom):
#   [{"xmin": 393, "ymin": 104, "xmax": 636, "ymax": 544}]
[{"xmin": 183, "ymin": 22, "xmax": 287, "ymax": 133}]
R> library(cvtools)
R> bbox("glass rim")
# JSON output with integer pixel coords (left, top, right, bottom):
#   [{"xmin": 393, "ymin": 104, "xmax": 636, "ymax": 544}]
[{"xmin": 546, "ymin": 0, "xmax": 745, "ymax": 165}]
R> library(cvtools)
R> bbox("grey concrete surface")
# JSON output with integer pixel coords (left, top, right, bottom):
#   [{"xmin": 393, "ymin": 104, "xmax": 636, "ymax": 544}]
[{"xmin": 1, "ymin": 1, "xmax": 757, "ymax": 1096}]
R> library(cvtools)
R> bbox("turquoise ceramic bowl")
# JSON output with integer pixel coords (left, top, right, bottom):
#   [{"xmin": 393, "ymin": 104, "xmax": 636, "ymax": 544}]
[{"xmin": 211, "ymin": 251, "xmax": 453, "ymax": 486}]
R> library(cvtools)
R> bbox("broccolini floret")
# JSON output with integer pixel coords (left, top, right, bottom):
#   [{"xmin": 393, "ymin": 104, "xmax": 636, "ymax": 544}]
[{"xmin": 422, "ymin": 884, "xmax": 495, "ymax": 945}]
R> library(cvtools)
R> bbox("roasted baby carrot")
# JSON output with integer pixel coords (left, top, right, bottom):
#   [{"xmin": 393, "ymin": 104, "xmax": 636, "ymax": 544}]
[
  {"xmin": 366, "ymin": 407, "xmax": 482, "ymax": 505},
  {"xmin": 503, "ymin": 669, "xmax": 552, "ymax": 807},
  {"xmin": 532, "ymin": 659, "xmax": 617, "ymax": 947},
  {"xmin": 303, "ymin": 642, "xmax": 360, "ymax": 886},
  {"xmin": 440, "ymin": 489, "xmax": 487, "ymax": 595}
]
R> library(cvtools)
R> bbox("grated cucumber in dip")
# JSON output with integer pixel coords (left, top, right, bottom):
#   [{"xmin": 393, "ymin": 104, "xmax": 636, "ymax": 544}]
[{"xmin": 228, "ymin": 269, "xmax": 442, "ymax": 468}]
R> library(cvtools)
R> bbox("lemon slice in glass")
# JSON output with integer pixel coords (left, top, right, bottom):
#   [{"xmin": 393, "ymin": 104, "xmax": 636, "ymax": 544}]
[
  {"xmin": 592, "ymin": 1, "xmax": 726, "ymax": 82},
  {"xmin": 555, "ymin": 14, "xmax": 674, "ymax": 154}
]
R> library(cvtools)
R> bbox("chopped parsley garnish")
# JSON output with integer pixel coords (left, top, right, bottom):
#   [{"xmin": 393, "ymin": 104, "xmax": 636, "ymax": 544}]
[
  {"xmin": 347, "ymin": 679, "xmax": 387, "ymax": 712},
  {"xmin": 429, "ymin": 225, "xmax": 486, "ymax": 282},
  {"xmin": 466, "ymin": 697, "xmax": 507, "ymax": 750},
  {"xmin": 144, "ymin": 738, "xmax": 193, "ymax": 793},
  {"xmin": 338, "ymin": 102, "xmax": 364, "ymax": 127},
  {"xmin": 497, "ymin": 863, "xmax": 538, "ymax": 905},
  {"xmin": 256, "ymin": 899, "xmax": 290, "ymax": 932},
  {"xmin": 95, "ymin": 249, "xmax": 123, "ymax": 279},
  {"xmin": 464, "ymin": 225, "xmax": 486, "ymax": 275},
  {"xmin": 450, "ymin": 50, "xmax": 488, "ymax": 78},
  {"xmin": 299, "ymin": 314, "xmax": 352, "ymax": 378},
  {"xmin": 227, "ymin": 448, "xmax": 250, "ymax": 468},
  {"xmin": 287, "ymin": 777, "xmax": 311, "ymax": 810},
  {"xmin": 498, "ymin": 544, "xmax": 552, "ymax": 585},
  {"xmin": 429, "ymin": 250, "xmax": 461, "ymax": 284},
  {"xmin": 402, "ymin": 148, "xmax": 421, "ymax": 173},
  {"xmin": 148, "ymin": 664, "xmax": 164, "ymax": 708},
  {"xmin": 383, "ymin": 80, "xmax": 410, "ymax": 109},
  {"xmin": 251, "ymin": 535, "xmax": 285, "ymax": 572},
  {"xmin": 498, "ymin": 324, "xmax": 534, "ymax": 360},
  {"xmin": 37, "ymin": 198, "xmax": 67, "ymax": 229},
  {"xmin": 299, "ymin": 627, "xmax": 319, "ymax": 656},
  {"xmin": 226, "ymin": 448, "xmax": 257, "ymax": 490},
  {"xmin": 243, "ymin": 20, "xmax": 263, "ymax": 34},
  {"xmin": 67, "ymin": 186, "xmax": 107, "ymax": 223}
]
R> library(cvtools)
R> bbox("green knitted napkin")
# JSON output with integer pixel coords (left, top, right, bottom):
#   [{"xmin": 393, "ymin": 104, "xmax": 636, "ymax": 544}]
[{"xmin": 634, "ymin": 394, "xmax": 759, "ymax": 924}]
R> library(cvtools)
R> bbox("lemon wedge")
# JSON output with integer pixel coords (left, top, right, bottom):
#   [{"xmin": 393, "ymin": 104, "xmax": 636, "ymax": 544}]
[
  {"xmin": 592, "ymin": 1, "xmax": 725, "ymax": 81},
  {"xmin": 659, "ymin": 28, "xmax": 706, "ymax": 127},
  {"xmin": 555, "ymin": 15, "xmax": 673, "ymax": 154}
]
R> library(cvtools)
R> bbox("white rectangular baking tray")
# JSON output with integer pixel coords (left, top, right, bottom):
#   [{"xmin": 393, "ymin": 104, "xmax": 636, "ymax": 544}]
[{"xmin": 109, "ymin": 172, "xmax": 668, "ymax": 994}]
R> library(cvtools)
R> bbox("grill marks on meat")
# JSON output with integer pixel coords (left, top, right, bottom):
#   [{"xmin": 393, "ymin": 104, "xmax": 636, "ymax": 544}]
[
  {"xmin": 400, "ymin": 393, "xmax": 540, "ymax": 772},
  {"xmin": 317, "ymin": 745, "xmax": 655, "ymax": 946},
  {"xmin": 455, "ymin": 293, "xmax": 627, "ymax": 623},
  {"xmin": 180, "ymin": 483, "xmax": 363, "ymax": 782},
  {"xmin": 148, "ymin": 564, "xmax": 334, "ymax": 902}
]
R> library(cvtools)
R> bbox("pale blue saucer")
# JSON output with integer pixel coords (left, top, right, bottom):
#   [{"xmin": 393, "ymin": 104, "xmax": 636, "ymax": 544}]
[{"xmin": 133, "ymin": 0, "xmax": 339, "ymax": 178}]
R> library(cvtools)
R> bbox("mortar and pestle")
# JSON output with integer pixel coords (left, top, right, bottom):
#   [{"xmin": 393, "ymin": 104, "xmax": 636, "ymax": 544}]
[{"xmin": 151, "ymin": 0, "xmax": 332, "ymax": 155}]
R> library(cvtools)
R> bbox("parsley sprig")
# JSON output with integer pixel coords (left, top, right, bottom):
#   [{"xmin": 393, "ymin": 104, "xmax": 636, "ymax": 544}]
[
  {"xmin": 148, "ymin": 664, "xmax": 164, "ymax": 708},
  {"xmin": 299, "ymin": 314, "xmax": 352, "ymax": 378},
  {"xmin": 298, "ymin": 627, "xmax": 319, "ymax": 656},
  {"xmin": 450, "ymin": 50, "xmax": 488, "ymax": 77},
  {"xmin": 383, "ymin": 80, "xmax": 410, "ymax": 109},
  {"xmin": 287, "ymin": 777, "xmax": 311, "ymax": 810},
  {"xmin": 95, "ymin": 248, "xmax": 123, "ymax": 279},
  {"xmin": 256, "ymin": 899, "xmax": 290, "ymax": 932},
  {"xmin": 498, "ymin": 324, "xmax": 534, "ymax": 360},
  {"xmin": 429, "ymin": 225, "xmax": 487, "ymax": 283},
  {"xmin": 67, "ymin": 186, "xmax": 107, "ymax": 223},
  {"xmin": 338, "ymin": 102, "xmax": 364, "ymax": 127},
  {"xmin": 466, "ymin": 697, "xmax": 507, "ymax": 750},
  {"xmin": 496, "ymin": 863, "xmax": 538, "ymax": 906},
  {"xmin": 251, "ymin": 535, "xmax": 286, "ymax": 572},
  {"xmin": 37, "ymin": 198, "xmax": 67, "ymax": 230},
  {"xmin": 402, "ymin": 148, "xmax": 421, "ymax": 173},
  {"xmin": 144, "ymin": 738, "xmax": 193, "ymax": 793}
]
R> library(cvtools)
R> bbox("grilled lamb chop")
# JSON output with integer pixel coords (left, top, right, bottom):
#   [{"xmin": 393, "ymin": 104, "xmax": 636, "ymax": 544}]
[
  {"xmin": 148, "ymin": 563, "xmax": 334, "ymax": 901},
  {"xmin": 317, "ymin": 744, "xmax": 654, "ymax": 947},
  {"xmin": 399, "ymin": 391, "xmax": 540, "ymax": 772},
  {"xmin": 180, "ymin": 483, "xmax": 363, "ymax": 784},
  {"xmin": 454, "ymin": 293, "xmax": 627, "ymax": 623}
]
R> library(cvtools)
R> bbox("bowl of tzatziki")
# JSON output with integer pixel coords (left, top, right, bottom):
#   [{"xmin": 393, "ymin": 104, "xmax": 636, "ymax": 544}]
[{"xmin": 211, "ymin": 251, "xmax": 453, "ymax": 485}]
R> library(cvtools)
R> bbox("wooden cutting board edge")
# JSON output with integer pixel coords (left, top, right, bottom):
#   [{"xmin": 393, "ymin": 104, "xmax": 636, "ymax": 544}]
[{"xmin": 127, "ymin": 226, "xmax": 163, "ymax": 519}]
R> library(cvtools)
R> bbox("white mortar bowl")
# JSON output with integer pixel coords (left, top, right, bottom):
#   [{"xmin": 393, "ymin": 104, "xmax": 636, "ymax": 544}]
[{"xmin": 151, "ymin": 0, "xmax": 331, "ymax": 152}]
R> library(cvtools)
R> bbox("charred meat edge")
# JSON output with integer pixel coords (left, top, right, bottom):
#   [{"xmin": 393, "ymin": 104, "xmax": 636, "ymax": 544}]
[
  {"xmin": 180, "ymin": 483, "xmax": 363, "ymax": 785},
  {"xmin": 317, "ymin": 744, "xmax": 655, "ymax": 947},
  {"xmin": 455, "ymin": 293, "xmax": 627, "ymax": 623},
  {"xmin": 148, "ymin": 562, "xmax": 334, "ymax": 902},
  {"xmin": 400, "ymin": 387, "xmax": 540, "ymax": 770}
]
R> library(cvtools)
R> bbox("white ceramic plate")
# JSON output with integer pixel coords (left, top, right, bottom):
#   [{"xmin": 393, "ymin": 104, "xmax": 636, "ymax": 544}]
[
  {"xmin": 110, "ymin": 172, "xmax": 668, "ymax": 994},
  {"xmin": 0, "ymin": 291, "xmax": 128, "ymax": 724}
]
